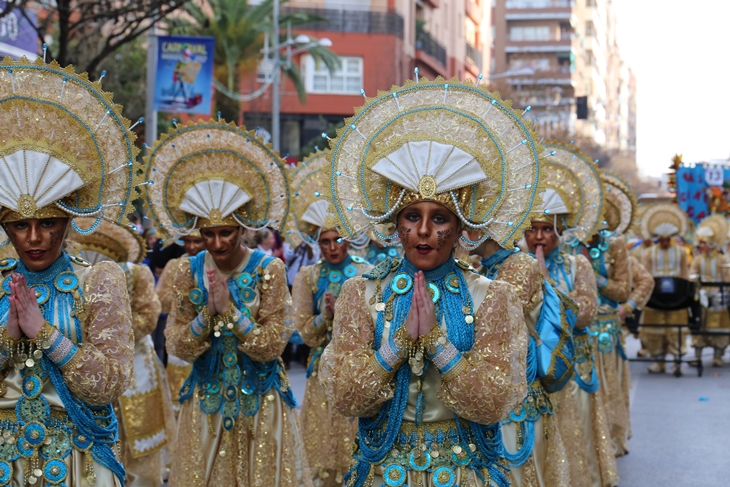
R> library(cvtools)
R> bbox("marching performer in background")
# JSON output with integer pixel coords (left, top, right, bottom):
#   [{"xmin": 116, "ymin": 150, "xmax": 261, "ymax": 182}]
[
  {"xmin": 71, "ymin": 218, "xmax": 176, "ymax": 487},
  {"xmin": 320, "ymin": 78, "xmax": 539, "ymax": 487},
  {"xmin": 156, "ymin": 231, "xmax": 205, "ymax": 416},
  {"xmin": 639, "ymin": 203, "xmax": 690, "ymax": 375},
  {"xmin": 525, "ymin": 142, "xmax": 617, "ymax": 487},
  {"xmin": 479, "ymin": 234, "xmax": 575, "ymax": 486},
  {"xmin": 690, "ymin": 214, "xmax": 730, "ymax": 367},
  {"xmin": 0, "ymin": 57, "xmax": 138, "ymax": 486},
  {"xmin": 287, "ymin": 151, "xmax": 373, "ymax": 486},
  {"xmin": 143, "ymin": 120, "xmax": 311, "ymax": 486}
]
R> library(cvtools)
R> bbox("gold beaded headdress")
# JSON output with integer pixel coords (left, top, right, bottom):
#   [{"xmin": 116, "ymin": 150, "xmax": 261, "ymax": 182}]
[
  {"xmin": 535, "ymin": 142, "xmax": 605, "ymax": 244},
  {"xmin": 601, "ymin": 170, "xmax": 638, "ymax": 235},
  {"xmin": 142, "ymin": 119, "xmax": 290, "ymax": 240},
  {"xmin": 695, "ymin": 213, "xmax": 727, "ymax": 247},
  {"xmin": 640, "ymin": 203, "xmax": 688, "ymax": 239},
  {"xmin": 284, "ymin": 150, "xmax": 340, "ymax": 247},
  {"xmin": 69, "ymin": 217, "xmax": 145, "ymax": 264},
  {"xmin": 0, "ymin": 57, "xmax": 142, "ymax": 230},
  {"xmin": 325, "ymin": 75, "xmax": 544, "ymax": 251}
]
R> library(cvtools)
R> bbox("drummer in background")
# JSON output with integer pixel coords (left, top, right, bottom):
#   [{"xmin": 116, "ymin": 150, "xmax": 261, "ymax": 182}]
[
  {"xmin": 638, "ymin": 203, "xmax": 691, "ymax": 375},
  {"xmin": 689, "ymin": 215, "xmax": 730, "ymax": 367}
]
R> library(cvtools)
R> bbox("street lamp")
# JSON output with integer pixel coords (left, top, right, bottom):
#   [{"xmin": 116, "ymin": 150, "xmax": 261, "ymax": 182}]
[{"xmin": 266, "ymin": 0, "xmax": 333, "ymax": 153}]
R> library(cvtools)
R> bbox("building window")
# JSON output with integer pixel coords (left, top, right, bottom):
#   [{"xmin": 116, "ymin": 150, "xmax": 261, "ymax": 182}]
[
  {"xmin": 509, "ymin": 26, "xmax": 552, "ymax": 41},
  {"xmin": 302, "ymin": 55, "xmax": 363, "ymax": 95}
]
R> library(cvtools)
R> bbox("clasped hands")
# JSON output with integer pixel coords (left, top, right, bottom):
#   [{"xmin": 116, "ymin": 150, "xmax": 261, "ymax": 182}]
[
  {"xmin": 404, "ymin": 272, "xmax": 438, "ymax": 342},
  {"xmin": 6, "ymin": 274, "xmax": 45, "ymax": 341},
  {"xmin": 206, "ymin": 269, "xmax": 232, "ymax": 316}
]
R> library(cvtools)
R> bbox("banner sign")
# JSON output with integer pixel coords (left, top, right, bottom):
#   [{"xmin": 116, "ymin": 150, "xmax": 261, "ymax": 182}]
[
  {"xmin": 676, "ymin": 163, "xmax": 730, "ymax": 224},
  {"xmin": 0, "ymin": 1, "xmax": 38, "ymax": 59},
  {"xmin": 153, "ymin": 35, "xmax": 215, "ymax": 115}
]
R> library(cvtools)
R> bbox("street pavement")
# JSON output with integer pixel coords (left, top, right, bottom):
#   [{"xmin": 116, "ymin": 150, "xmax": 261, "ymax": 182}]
[{"xmin": 288, "ymin": 336, "xmax": 730, "ymax": 486}]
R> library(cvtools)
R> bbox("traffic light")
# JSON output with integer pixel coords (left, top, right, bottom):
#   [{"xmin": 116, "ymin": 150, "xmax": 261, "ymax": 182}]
[{"xmin": 576, "ymin": 96, "xmax": 588, "ymax": 119}]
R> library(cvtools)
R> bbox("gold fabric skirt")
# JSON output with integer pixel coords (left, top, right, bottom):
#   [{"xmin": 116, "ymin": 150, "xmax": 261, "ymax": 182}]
[
  {"xmin": 692, "ymin": 309, "xmax": 730, "ymax": 350},
  {"xmin": 167, "ymin": 392, "xmax": 312, "ymax": 487},
  {"xmin": 300, "ymin": 373, "xmax": 357, "ymax": 486}
]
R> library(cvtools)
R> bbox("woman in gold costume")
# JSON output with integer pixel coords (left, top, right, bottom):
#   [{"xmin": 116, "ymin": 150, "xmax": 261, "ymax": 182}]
[
  {"xmin": 70, "ymin": 217, "xmax": 176, "ymax": 486},
  {"xmin": 524, "ymin": 143, "xmax": 617, "ymax": 487},
  {"xmin": 142, "ymin": 119, "xmax": 311, "ymax": 486},
  {"xmin": 288, "ymin": 151, "xmax": 373, "ymax": 486},
  {"xmin": 0, "ymin": 56, "xmax": 140, "ymax": 486},
  {"xmin": 319, "ymin": 76, "xmax": 542, "ymax": 487}
]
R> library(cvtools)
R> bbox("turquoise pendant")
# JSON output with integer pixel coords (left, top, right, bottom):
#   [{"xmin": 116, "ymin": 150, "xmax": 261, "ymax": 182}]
[
  {"xmin": 237, "ymin": 272, "xmax": 253, "ymax": 288},
  {"xmin": 428, "ymin": 282, "xmax": 440, "ymax": 303},
  {"xmin": 391, "ymin": 273, "xmax": 413, "ymax": 294},
  {"xmin": 444, "ymin": 272, "xmax": 460, "ymax": 293}
]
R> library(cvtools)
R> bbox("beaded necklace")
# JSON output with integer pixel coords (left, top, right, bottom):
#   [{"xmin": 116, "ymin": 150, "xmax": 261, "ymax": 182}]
[
  {"xmin": 179, "ymin": 250, "xmax": 296, "ymax": 433},
  {"xmin": 347, "ymin": 257, "xmax": 507, "ymax": 487},
  {"xmin": 0, "ymin": 253, "xmax": 123, "ymax": 486}
]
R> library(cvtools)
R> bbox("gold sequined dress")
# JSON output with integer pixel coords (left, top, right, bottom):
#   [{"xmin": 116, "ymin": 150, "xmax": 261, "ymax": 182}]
[
  {"xmin": 0, "ymin": 255, "xmax": 134, "ymax": 487},
  {"xmin": 157, "ymin": 257, "xmax": 193, "ymax": 416},
  {"xmin": 587, "ymin": 236, "xmax": 631, "ymax": 458},
  {"xmin": 485, "ymin": 251, "xmax": 572, "ymax": 487},
  {"xmin": 165, "ymin": 250, "xmax": 312, "ymax": 487},
  {"xmin": 546, "ymin": 251, "xmax": 617, "ymax": 487},
  {"xmin": 116, "ymin": 263, "xmax": 176, "ymax": 487},
  {"xmin": 320, "ymin": 259, "xmax": 528, "ymax": 487},
  {"xmin": 292, "ymin": 257, "xmax": 372, "ymax": 487}
]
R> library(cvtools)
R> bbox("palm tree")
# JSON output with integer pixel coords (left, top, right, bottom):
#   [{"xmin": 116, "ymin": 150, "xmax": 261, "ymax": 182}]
[{"xmin": 170, "ymin": 0, "xmax": 340, "ymax": 122}]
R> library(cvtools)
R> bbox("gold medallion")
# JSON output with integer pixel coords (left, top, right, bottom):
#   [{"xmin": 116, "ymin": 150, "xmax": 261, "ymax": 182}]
[
  {"xmin": 209, "ymin": 208, "xmax": 223, "ymax": 226},
  {"xmin": 16, "ymin": 194, "xmax": 37, "ymax": 218},
  {"xmin": 418, "ymin": 175, "xmax": 437, "ymax": 199}
]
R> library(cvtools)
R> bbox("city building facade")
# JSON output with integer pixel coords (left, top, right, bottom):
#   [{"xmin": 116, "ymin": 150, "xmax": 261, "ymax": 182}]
[{"xmin": 241, "ymin": 0, "xmax": 491, "ymax": 158}]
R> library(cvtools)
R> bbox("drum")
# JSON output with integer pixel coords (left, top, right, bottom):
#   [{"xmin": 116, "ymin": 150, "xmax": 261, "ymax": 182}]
[{"xmin": 648, "ymin": 277, "xmax": 696, "ymax": 311}]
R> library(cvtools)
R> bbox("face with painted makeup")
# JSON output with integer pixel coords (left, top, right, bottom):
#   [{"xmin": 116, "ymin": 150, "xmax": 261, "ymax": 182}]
[
  {"xmin": 524, "ymin": 221, "xmax": 560, "ymax": 257},
  {"xmin": 318, "ymin": 230, "xmax": 350, "ymax": 265},
  {"xmin": 3, "ymin": 218, "xmax": 69, "ymax": 272},
  {"xmin": 200, "ymin": 226, "xmax": 248, "ymax": 273},
  {"xmin": 182, "ymin": 234, "xmax": 206, "ymax": 257},
  {"xmin": 396, "ymin": 201, "xmax": 461, "ymax": 271}
]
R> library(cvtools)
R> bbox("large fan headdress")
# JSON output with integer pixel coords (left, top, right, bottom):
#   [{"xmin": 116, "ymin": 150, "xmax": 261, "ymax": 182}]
[
  {"xmin": 0, "ymin": 57, "xmax": 142, "ymax": 232},
  {"xmin": 640, "ymin": 203, "xmax": 688, "ymax": 240},
  {"xmin": 536, "ymin": 142, "xmax": 605, "ymax": 244},
  {"xmin": 325, "ymin": 76, "xmax": 544, "ymax": 250},
  {"xmin": 142, "ymin": 120, "xmax": 290, "ymax": 240},
  {"xmin": 284, "ymin": 150, "xmax": 341, "ymax": 247},
  {"xmin": 601, "ymin": 170, "xmax": 638, "ymax": 235},
  {"xmin": 69, "ymin": 217, "xmax": 145, "ymax": 264}
]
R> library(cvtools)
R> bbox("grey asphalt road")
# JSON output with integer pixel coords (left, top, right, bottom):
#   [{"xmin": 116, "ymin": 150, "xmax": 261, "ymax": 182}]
[{"xmin": 617, "ymin": 336, "xmax": 730, "ymax": 486}]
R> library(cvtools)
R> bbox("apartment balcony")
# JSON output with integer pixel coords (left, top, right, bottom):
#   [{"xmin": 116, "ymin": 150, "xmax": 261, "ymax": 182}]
[
  {"xmin": 505, "ymin": 0, "xmax": 574, "ymax": 21},
  {"xmin": 416, "ymin": 30, "xmax": 448, "ymax": 77},
  {"xmin": 505, "ymin": 35, "xmax": 573, "ymax": 54},
  {"xmin": 281, "ymin": 7, "xmax": 405, "ymax": 38},
  {"xmin": 465, "ymin": 42, "xmax": 483, "ymax": 72}
]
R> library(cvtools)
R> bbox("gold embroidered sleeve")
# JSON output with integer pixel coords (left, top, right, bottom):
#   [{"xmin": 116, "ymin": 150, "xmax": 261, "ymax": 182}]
[
  {"xmin": 238, "ymin": 258, "xmax": 293, "ymax": 363},
  {"xmin": 679, "ymin": 249, "xmax": 690, "ymax": 279},
  {"xmin": 320, "ymin": 278, "xmax": 396, "ymax": 418},
  {"xmin": 599, "ymin": 237, "xmax": 630, "ymax": 303},
  {"xmin": 570, "ymin": 255, "xmax": 598, "ymax": 329},
  {"xmin": 164, "ymin": 258, "xmax": 211, "ymax": 362},
  {"xmin": 688, "ymin": 256, "xmax": 700, "ymax": 278},
  {"xmin": 156, "ymin": 258, "xmax": 178, "ymax": 315},
  {"xmin": 61, "ymin": 262, "xmax": 134, "ymax": 406},
  {"xmin": 436, "ymin": 281, "xmax": 528, "ymax": 424},
  {"xmin": 627, "ymin": 256, "xmax": 654, "ymax": 311},
  {"xmin": 497, "ymin": 253, "xmax": 543, "ymax": 314},
  {"xmin": 291, "ymin": 267, "xmax": 326, "ymax": 348},
  {"xmin": 130, "ymin": 264, "xmax": 161, "ymax": 342}
]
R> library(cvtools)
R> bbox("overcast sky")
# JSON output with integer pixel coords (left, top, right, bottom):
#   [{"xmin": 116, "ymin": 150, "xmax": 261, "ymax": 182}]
[{"xmin": 613, "ymin": 0, "xmax": 730, "ymax": 177}]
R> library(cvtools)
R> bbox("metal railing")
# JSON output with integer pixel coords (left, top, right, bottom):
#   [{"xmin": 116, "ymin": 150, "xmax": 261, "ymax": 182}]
[
  {"xmin": 506, "ymin": 0, "xmax": 573, "ymax": 8},
  {"xmin": 465, "ymin": 42, "xmax": 482, "ymax": 70},
  {"xmin": 281, "ymin": 7, "xmax": 404, "ymax": 38},
  {"xmin": 416, "ymin": 30, "xmax": 447, "ymax": 67}
]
